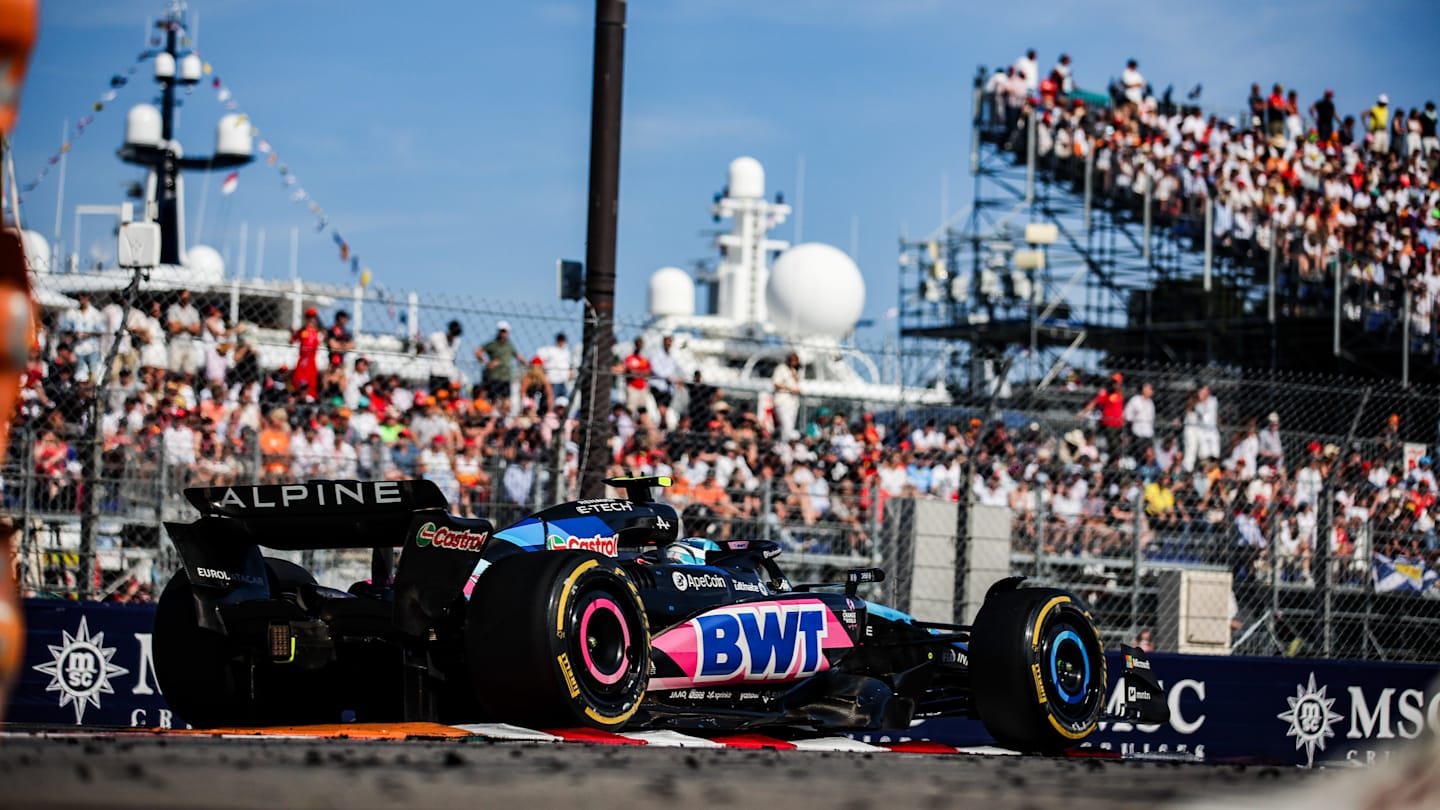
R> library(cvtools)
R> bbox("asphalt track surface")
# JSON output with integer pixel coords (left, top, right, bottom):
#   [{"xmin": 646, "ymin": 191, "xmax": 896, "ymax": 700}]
[{"xmin": 0, "ymin": 732, "xmax": 1321, "ymax": 810}]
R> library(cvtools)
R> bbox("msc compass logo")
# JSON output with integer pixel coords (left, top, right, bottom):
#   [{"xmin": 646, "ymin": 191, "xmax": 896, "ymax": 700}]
[
  {"xmin": 1277, "ymin": 672, "xmax": 1343, "ymax": 767},
  {"xmin": 33, "ymin": 616, "xmax": 130, "ymax": 723}
]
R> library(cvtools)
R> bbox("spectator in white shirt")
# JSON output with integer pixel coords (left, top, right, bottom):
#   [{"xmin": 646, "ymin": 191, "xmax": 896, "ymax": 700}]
[
  {"xmin": 59, "ymin": 291, "xmax": 106, "ymax": 381},
  {"xmin": 326, "ymin": 434, "xmax": 359, "ymax": 479},
  {"xmin": 1121, "ymin": 59, "xmax": 1145, "ymax": 106},
  {"xmin": 1122, "ymin": 382, "xmax": 1155, "ymax": 456},
  {"xmin": 645, "ymin": 334, "xmax": 684, "ymax": 429},
  {"xmin": 166, "ymin": 290, "xmax": 202, "ymax": 377},
  {"xmin": 1013, "ymin": 49, "xmax": 1038, "ymax": 93},
  {"xmin": 533, "ymin": 332, "xmax": 575, "ymax": 402},
  {"xmin": 1294, "ymin": 457, "xmax": 1324, "ymax": 506}
]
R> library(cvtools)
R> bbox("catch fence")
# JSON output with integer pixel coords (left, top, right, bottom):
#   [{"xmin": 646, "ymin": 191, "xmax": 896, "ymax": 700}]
[{"xmin": 19, "ymin": 271, "xmax": 1440, "ymax": 662}]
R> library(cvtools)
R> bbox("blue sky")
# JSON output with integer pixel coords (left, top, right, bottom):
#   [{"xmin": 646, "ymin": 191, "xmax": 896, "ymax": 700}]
[{"xmin": 10, "ymin": 0, "xmax": 1440, "ymax": 342}]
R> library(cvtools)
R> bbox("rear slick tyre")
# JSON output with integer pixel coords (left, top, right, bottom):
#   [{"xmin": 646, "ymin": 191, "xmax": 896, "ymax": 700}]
[
  {"xmin": 969, "ymin": 587, "xmax": 1106, "ymax": 754},
  {"xmin": 466, "ymin": 551, "xmax": 649, "ymax": 729},
  {"xmin": 152, "ymin": 570, "xmax": 251, "ymax": 728}
]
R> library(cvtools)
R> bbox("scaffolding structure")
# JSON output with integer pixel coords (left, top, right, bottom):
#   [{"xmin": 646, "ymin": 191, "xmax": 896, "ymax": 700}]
[{"xmin": 899, "ymin": 68, "xmax": 1440, "ymax": 396}]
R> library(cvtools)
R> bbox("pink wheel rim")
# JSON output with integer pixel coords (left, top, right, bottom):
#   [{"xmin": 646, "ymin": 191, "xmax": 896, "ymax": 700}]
[{"xmin": 579, "ymin": 597, "xmax": 630, "ymax": 685}]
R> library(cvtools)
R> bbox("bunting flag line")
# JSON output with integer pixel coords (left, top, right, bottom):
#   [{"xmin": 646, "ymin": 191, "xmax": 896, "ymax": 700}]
[
  {"xmin": 19, "ymin": 17, "xmax": 385, "ymax": 293},
  {"xmin": 17, "ymin": 53, "xmax": 146, "ymax": 199}
]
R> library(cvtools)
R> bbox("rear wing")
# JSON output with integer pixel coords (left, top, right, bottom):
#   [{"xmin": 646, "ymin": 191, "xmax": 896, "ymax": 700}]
[
  {"xmin": 168, "ymin": 480, "xmax": 492, "ymax": 637},
  {"xmin": 182, "ymin": 480, "xmax": 447, "ymax": 549}
]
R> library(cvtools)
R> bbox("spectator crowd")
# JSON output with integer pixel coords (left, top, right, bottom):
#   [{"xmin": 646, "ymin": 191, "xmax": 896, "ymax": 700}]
[
  {"xmin": 985, "ymin": 50, "xmax": 1440, "ymax": 344},
  {"xmin": 13, "ymin": 280, "xmax": 1439, "ymax": 600}
]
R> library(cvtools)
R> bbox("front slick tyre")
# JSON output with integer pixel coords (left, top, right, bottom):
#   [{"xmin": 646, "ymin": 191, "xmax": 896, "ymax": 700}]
[
  {"xmin": 466, "ymin": 550, "xmax": 649, "ymax": 730},
  {"xmin": 969, "ymin": 587, "xmax": 1105, "ymax": 755}
]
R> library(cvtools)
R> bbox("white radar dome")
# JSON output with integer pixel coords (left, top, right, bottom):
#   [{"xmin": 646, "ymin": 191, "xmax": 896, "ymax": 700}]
[
  {"xmin": 648, "ymin": 266, "xmax": 695, "ymax": 318},
  {"xmin": 184, "ymin": 245, "xmax": 225, "ymax": 282},
  {"xmin": 125, "ymin": 105, "xmax": 162, "ymax": 148},
  {"xmin": 767, "ymin": 243, "xmax": 866, "ymax": 339},
  {"xmin": 216, "ymin": 114, "xmax": 253, "ymax": 157},
  {"xmin": 179, "ymin": 53, "xmax": 203, "ymax": 83},
  {"xmin": 20, "ymin": 230, "xmax": 51, "ymax": 273},
  {"xmin": 728, "ymin": 156, "xmax": 765, "ymax": 200},
  {"xmin": 153, "ymin": 52, "xmax": 175, "ymax": 80}
]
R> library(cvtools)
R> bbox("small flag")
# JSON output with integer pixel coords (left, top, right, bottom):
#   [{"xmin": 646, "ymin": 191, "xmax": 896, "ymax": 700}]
[
  {"xmin": 203, "ymin": 62, "xmax": 212, "ymax": 75},
  {"xmin": 257, "ymin": 139, "xmax": 271, "ymax": 154},
  {"xmin": 350, "ymin": 256, "xmax": 359, "ymax": 274},
  {"xmin": 360, "ymin": 268, "xmax": 372, "ymax": 288},
  {"xmin": 221, "ymin": 171, "xmax": 239, "ymax": 195},
  {"xmin": 340, "ymin": 241, "xmax": 350, "ymax": 261}
]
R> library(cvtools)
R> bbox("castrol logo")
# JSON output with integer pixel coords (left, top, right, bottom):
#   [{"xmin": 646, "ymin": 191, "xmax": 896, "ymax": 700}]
[
  {"xmin": 546, "ymin": 532, "xmax": 619, "ymax": 556},
  {"xmin": 415, "ymin": 522, "xmax": 487, "ymax": 552}
]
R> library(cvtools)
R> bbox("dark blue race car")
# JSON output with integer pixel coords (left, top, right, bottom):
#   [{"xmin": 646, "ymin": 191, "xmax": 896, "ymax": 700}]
[{"xmin": 155, "ymin": 477, "xmax": 1167, "ymax": 753}]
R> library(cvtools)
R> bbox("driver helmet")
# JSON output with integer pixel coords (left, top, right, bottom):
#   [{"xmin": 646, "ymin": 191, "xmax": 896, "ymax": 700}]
[{"xmin": 663, "ymin": 537, "xmax": 722, "ymax": 565}]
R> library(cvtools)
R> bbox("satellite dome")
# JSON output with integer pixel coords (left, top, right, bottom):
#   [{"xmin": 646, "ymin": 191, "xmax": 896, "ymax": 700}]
[
  {"xmin": 20, "ymin": 230, "xmax": 51, "ymax": 273},
  {"xmin": 216, "ymin": 114, "xmax": 252, "ymax": 157},
  {"xmin": 728, "ymin": 156, "xmax": 765, "ymax": 200},
  {"xmin": 125, "ymin": 104, "xmax": 162, "ymax": 148},
  {"xmin": 649, "ymin": 266, "xmax": 695, "ymax": 318},
  {"xmin": 767, "ymin": 243, "xmax": 865, "ymax": 339},
  {"xmin": 184, "ymin": 245, "xmax": 225, "ymax": 281}
]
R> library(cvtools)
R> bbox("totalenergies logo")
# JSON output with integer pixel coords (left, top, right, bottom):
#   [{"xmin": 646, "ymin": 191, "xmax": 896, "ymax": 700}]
[
  {"xmin": 546, "ymin": 532, "xmax": 619, "ymax": 556},
  {"xmin": 415, "ymin": 522, "xmax": 487, "ymax": 552}
]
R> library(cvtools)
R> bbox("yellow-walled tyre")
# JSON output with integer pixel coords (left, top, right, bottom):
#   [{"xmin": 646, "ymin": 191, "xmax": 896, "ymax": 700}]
[
  {"xmin": 466, "ymin": 551, "xmax": 649, "ymax": 729},
  {"xmin": 969, "ymin": 586, "xmax": 1106, "ymax": 754}
]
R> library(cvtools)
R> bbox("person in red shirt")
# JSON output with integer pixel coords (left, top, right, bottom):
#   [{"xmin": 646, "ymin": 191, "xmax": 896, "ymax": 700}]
[
  {"xmin": 1078, "ymin": 372, "xmax": 1127, "ymax": 457},
  {"xmin": 614, "ymin": 336, "xmax": 651, "ymax": 416},
  {"xmin": 291, "ymin": 307, "xmax": 323, "ymax": 400}
]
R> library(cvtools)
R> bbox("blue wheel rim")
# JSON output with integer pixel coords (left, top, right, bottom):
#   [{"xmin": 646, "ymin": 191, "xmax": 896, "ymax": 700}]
[{"xmin": 1049, "ymin": 629, "xmax": 1090, "ymax": 705}]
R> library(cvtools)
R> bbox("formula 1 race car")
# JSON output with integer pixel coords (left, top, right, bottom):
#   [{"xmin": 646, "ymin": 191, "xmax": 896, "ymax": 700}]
[{"xmin": 154, "ymin": 477, "xmax": 1168, "ymax": 753}]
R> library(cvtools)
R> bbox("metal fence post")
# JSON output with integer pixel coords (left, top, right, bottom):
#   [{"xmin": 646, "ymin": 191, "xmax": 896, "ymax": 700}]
[
  {"xmin": 1402, "ymin": 285, "xmax": 1411, "ymax": 388},
  {"xmin": 1142, "ymin": 181, "xmax": 1152, "ymax": 264},
  {"xmin": 1333, "ymin": 257, "xmax": 1342, "ymax": 357},
  {"xmin": 1203, "ymin": 197, "xmax": 1213, "ymax": 292},
  {"xmin": 1025, "ymin": 108, "xmax": 1036, "ymax": 205},
  {"xmin": 17, "ymin": 436, "xmax": 34, "ymax": 592},
  {"xmin": 760, "ymin": 481, "xmax": 774, "ymax": 542},
  {"xmin": 1267, "ymin": 231, "xmax": 1277, "ymax": 324},
  {"xmin": 1035, "ymin": 494, "xmax": 1048, "ymax": 582},
  {"xmin": 1130, "ymin": 486, "xmax": 1143, "ymax": 640},
  {"xmin": 1082, "ymin": 143, "xmax": 1094, "ymax": 233},
  {"xmin": 156, "ymin": 449, "xmax": 168, "ymax": 532}
]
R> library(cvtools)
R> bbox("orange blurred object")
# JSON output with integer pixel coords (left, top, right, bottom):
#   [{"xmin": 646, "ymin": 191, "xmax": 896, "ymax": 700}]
[
  {"xmin": 0, "ymin": 0, "xmax": 39, "ymax": 136},
  {"xmin": 0, "ymin": 227, "xmax": 38, "ymax": 720}
]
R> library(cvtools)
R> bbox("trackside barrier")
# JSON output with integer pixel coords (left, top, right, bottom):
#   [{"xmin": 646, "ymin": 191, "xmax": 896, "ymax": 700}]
[
  {"xmin": 895, "ymin": 651, "xmax": 1440, "ymax": 766},
  {"xmin": 8, "ymin": 599, "xmax": 1439, "ymax": 767}
]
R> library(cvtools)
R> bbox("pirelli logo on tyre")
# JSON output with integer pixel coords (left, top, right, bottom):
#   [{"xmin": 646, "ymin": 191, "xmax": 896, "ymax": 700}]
[
  {"xmin": 1031, "ymin": 662, "xmax": 1048, "ymax": 704},
  {"xmin": 558, "ymin": 653, "xmax": 581, "ymax": 698}
]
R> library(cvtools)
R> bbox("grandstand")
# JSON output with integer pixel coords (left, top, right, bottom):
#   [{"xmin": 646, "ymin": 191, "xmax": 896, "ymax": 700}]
[
  {"xmin": 902, "ymin": 62, "xmax": 1440, "ymax": 386},
  {"xmin": 895, "ymin": 52, "xmax": 1440, "ymax": 661}
]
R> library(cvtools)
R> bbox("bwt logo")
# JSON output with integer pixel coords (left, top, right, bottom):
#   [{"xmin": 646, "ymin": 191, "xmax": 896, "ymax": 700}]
[{"xmin": 693, "ymin": 604, "xmax": 830, "ymax": 684}]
